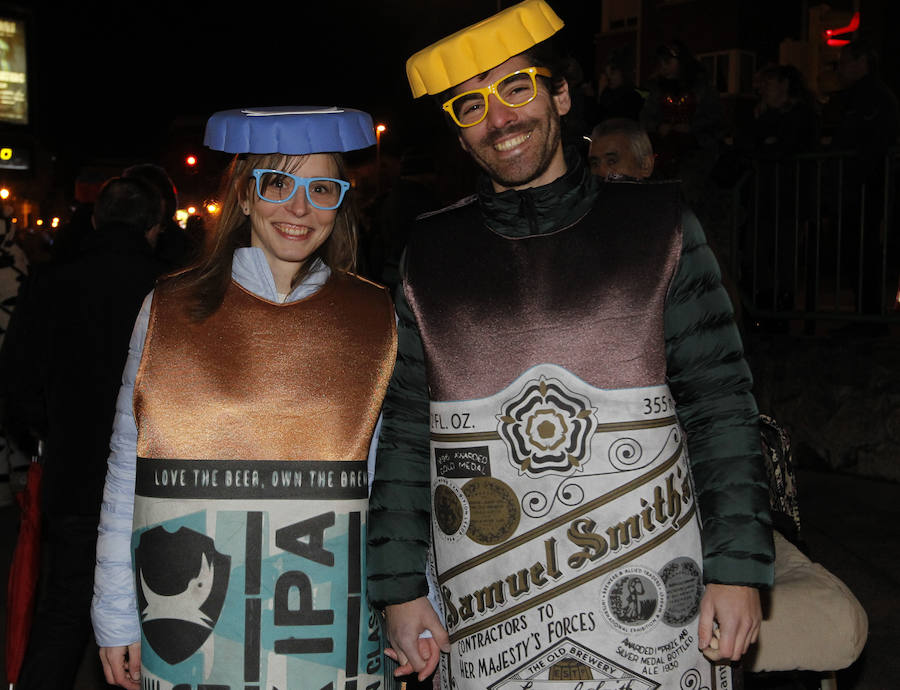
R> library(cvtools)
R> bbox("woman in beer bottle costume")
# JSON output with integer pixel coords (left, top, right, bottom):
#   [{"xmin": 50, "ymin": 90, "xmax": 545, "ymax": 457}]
[{"xmin": 91, "ymin": 107, "xmax": 396, "ymax": 690}]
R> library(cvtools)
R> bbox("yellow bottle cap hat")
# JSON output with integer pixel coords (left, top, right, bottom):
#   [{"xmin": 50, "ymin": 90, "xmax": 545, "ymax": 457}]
[{"xmin": 406, "ymin": 0, "xmax": 564, "ymax": 98}]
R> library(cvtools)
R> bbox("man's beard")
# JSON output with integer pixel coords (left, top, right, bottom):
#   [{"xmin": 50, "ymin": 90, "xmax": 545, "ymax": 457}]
[{"xmin": 466, "ymin": 113, "xmax": 563, "ymax": 190}]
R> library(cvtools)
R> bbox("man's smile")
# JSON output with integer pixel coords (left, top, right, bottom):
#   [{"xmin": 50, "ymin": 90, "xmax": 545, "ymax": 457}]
[{"xmin": 493, "ymin": 131, "xmax": 532, "ymax": 152}]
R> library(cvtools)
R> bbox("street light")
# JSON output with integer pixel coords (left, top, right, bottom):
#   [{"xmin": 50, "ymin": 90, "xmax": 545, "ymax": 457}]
[
  {"xmin": 375, "ymin": 123, "xmax": 387, "ymax": 194},
  {"xmin": 0, "ymin": 188, "xmax": 9, "ymax": 200}
]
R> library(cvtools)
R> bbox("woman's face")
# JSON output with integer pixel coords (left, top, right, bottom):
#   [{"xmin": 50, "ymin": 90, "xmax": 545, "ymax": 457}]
[
  {"xmin": 247, "ymin": 153, "xmax": 340, "ymax": 290},
  {"xmin": 659, "ymin": 56, "xmax": 680, "ymax": 79},
  {"xmin": 761, "ymin": 76, "xmax": 788, "ymax": 109}
]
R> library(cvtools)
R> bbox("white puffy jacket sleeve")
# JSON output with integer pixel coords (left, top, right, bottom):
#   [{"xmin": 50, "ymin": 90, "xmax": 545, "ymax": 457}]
[{"xmin": 91, "ymin": 291, "xmax": 152, "ymax": 647}]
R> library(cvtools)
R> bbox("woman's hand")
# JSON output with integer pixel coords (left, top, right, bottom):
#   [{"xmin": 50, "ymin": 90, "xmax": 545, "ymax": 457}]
[
  {"xmin": 384, "ymin": 597, "xmax": 450, "ymax": 681},
  {"xmin": 99, "ymin": 642, "xmax": 141, "ymax": 689}
]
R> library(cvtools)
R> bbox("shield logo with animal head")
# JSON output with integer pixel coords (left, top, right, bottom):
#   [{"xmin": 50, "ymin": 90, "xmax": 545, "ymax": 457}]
[{"xmin": 134, "ymin": 526, "xmax": 231, "ymax": 665}]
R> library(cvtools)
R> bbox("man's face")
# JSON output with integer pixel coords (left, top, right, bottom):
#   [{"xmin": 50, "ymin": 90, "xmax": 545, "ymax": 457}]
[
  {"xmin": 589, "ymin": 132, "xmax": 650, "ymax": 180},
  {"xmin": 760, "ymin": 76, "xmax": 788, "ymax": 109},
  {"xmin": 454, "ymin": 55, "xmax": 571, "ymax": 192},
  {"xmin": 838, "ymin": 50, "xmax": 867, "ymax": 86},
  {"xmin": 605, "ymin": 65, "xmax": 623, "ymax": 89}
]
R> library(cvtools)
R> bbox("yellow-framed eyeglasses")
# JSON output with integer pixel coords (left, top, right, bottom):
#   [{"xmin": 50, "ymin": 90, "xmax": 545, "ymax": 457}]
[{"xmin": 442, "ymin": 66, "xmax": 553, "ymax": 128}]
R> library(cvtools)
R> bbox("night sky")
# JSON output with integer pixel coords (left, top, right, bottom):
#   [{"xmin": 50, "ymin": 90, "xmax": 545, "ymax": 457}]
[{"xmin": 28, "ymin": 1, "xmax": 602, "ymax": 167}]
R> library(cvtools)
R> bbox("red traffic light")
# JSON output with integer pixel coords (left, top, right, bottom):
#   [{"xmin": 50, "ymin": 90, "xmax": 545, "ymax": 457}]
[{"xmin": 185, "ymin": 155, "xmax": 198, "ymax": 166}]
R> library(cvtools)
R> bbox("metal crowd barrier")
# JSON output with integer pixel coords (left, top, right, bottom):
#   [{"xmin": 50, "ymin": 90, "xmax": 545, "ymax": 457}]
[{"xmin": 730, "ymin": 147, "xmax": 900, "ymax": 324}]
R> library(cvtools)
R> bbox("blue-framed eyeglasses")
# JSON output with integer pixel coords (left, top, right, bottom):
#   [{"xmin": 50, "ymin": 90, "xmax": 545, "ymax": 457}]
[{"xmin": 251, "ymin": 169, "xmax": 350, "ymax": 210}]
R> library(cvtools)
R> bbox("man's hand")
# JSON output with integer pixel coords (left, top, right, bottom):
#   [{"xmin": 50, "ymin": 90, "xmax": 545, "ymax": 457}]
[
  {"xmin": 698, "ymin": 584, "xmax": 762, "ymax": 662},
  {"xmin": 383, "ymin": 597, "xmax": 450, "ymax": 681},
  {"xmin": 99, "ymin": 642, "xmax": 141, "ymax": 689}
]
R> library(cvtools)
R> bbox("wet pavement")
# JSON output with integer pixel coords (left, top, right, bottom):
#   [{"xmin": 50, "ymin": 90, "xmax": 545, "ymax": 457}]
[{"xmin": 0, "ymin": 467, "xmax": 895, "ymax": 689}]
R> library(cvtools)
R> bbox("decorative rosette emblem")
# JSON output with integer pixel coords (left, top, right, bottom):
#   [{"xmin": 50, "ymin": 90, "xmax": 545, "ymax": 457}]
[{"xmin": 497, "ymin": 376, "xmax": 598, "ymax": 476}]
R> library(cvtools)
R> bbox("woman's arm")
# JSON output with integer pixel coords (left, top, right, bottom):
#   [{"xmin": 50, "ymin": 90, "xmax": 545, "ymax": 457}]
[{"xmin": 91, "ymin": 292, "xmax": 152, "ymax": 650}]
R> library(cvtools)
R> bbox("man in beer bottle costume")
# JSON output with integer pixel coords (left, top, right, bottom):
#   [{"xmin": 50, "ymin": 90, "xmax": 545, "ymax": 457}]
[{"xmin": 367, "ymin": 2, "xmax": 774, "ymax": 688}]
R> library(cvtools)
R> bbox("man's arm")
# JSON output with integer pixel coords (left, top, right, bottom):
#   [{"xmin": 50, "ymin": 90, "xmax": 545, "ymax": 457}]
[
  {"xmin": 665, "ymin": 209, "xmax": 774, "ymax": 586},
  {"xmin": 664, "ymin": 209, "xmax": 774, "ymax": 659},
  {"xmin": 367, "ymin": 283, "xmax": 432, "ymax": 606},
  {"xmin": 366, "ymin": 279, "xmax": 449, "ymax": 677}
]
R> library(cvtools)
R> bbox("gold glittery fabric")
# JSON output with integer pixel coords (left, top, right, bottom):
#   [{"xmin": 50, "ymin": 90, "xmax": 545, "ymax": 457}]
[{"xmin": 134, "ymin": 273, "xmax": 396, "ymax": 461}]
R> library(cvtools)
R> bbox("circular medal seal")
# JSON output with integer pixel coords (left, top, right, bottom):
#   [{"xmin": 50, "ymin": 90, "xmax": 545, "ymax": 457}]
[
  {"xmin": 432, "ymin": 477, "xmax": 469, "ymax": 542},
  {"xmin": 462, "ymin": 477, "xmax": 520, "ymax": 545},
  {"xmin": 660, "ymin": 557, "xmax": 703, "ymax": 626},
  {"xmin": 600, "ymin": 565, "xmax": 666, "ymax": 634}
]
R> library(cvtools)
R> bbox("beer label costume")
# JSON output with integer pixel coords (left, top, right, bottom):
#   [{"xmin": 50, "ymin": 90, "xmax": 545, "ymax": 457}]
[
  {"xmin": 404, "ymin": 183, "xmax": 731, "ymax": 689},
  {"xmin": 132, "ymin": 275, "xmax": 396, "ymax": 689},
  {"xmin": 368, "ymin": 5, "xmax": 770, "ymax": 689}
]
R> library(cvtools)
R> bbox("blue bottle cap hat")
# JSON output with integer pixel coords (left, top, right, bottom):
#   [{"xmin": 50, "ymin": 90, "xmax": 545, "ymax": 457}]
[{"xmin": 203, "ymin": 106, "xmax": 376, "ymax": 154}]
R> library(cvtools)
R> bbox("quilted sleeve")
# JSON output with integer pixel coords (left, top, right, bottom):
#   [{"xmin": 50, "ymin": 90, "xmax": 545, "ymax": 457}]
[
  {"xmin": 366, "ymin": 282, "xmax": 433, "ymax": 609},
  {"xmin": 665, "ymin": 211, "xmax": 774, "ymax": 587},
  {"xmin": 91, "ymin": 292, "xmax": 152, "ymax": 646}
]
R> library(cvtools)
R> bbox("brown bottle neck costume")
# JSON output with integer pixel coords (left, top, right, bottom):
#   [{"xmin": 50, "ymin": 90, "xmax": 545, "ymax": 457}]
[
  {"xmin": 129, "ymin": 270, "xmax": 396, "ymax": 686},
  {"xmin": 404, "ymin": 181, "xmax": 683, "ymax": 400},
  {"xmin": 135, "ymin": 272, "xmax": 397, "ymax": 461}
]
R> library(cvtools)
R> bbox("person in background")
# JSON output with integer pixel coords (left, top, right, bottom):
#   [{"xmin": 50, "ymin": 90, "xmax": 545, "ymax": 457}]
[
  {"xmin": 0, "ymin": 202, "xmax": 30, "ymax": 506},
  {"xmin": 830, "ymin": 36, "xmax": 899, "ymax": 320},
  {"xmin": 641, "ymin": 40, "xmax": 723, "ymax": 208},
  {"xmin": 91, "ymin": 107, "xmax": 396, "ymax": 689},
  {"xmin": 588, "ymin": 117, "xmax": 655, "ymax": 180},
  {"xmin": 746, "ymin": 64, "xmax": 819, "ymax": 157},
  {"xmin": 595, "ymin": 50, "xmax": 644, "ymax": 124},
  {"xmin": 375, "ymin": 148, "xmax": 442, "ymax": 294},
  {"xmin": 735, "ymin": 64, "xmax": 820, "ymax": 323},
  {"xmin": 122, "ymin": 163, "xmax": 189, "ymax": 270},
  {"xmin": 367, "ymin": 2, "xmax": 773, "ymax": 688},
  {"xmin": 831, "ymin": 36, "xmax": 899, "ymax": 171},
  {"xmin": 6, "ymin": 176, "xmax": 167, "ymax": 690}
]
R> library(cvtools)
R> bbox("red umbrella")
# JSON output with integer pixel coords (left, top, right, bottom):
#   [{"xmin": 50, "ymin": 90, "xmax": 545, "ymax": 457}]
[{"xmin": 5, "ymin": 458, "xmax": 42, "ymax": 688}]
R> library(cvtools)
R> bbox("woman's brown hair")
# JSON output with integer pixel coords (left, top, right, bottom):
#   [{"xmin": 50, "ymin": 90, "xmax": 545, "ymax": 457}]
[{"xmin": 172, "ymin": 152, "xmax": 358, "ymax": 321}]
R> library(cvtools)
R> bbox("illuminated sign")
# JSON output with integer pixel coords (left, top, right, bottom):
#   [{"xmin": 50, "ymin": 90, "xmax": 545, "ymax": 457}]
[
  {"xmin": 0, "ymin": 145, "xmax": 30, "ymax": 170},
  {"xmin": 0, "ymin": 17, "xmax": 27, "ymax": 125},
  {"xmin": 824, "ymin": 11, "xmax": 859, "ymax": 47}
]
